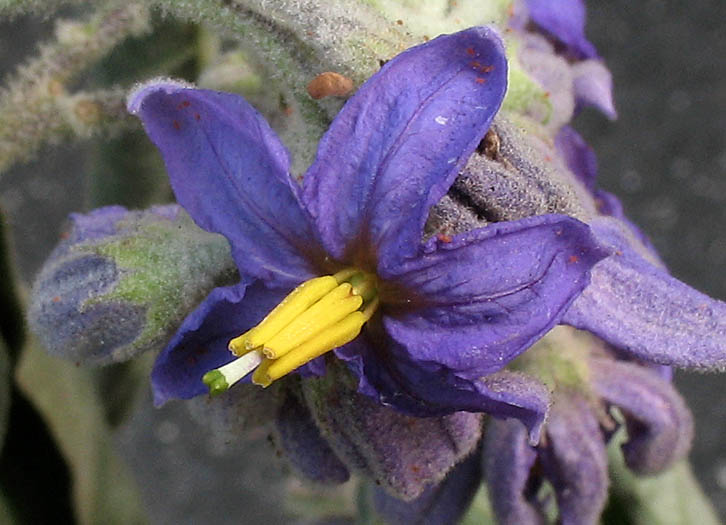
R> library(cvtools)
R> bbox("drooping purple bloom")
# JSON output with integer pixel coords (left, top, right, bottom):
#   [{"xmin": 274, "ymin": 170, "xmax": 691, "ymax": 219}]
[
  {"xmin": 484, "ymin": 354, "xmax": 693, "ymax": 525},
  {"xmin": 128, "ymin": 26, "xmax": 607, "ymax": 438}
]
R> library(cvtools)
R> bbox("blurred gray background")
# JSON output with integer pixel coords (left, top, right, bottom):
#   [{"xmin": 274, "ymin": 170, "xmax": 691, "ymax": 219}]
[{"xmin": 1, "ymin": 0, "xmax": 725, "ymax": 522}]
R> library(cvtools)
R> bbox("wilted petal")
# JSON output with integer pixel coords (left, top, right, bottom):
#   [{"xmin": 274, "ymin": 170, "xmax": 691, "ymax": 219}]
[
  {"xmin": 564, "ymin": 217, "xmax": 726, "ymax": 370},
  {"xmin": 540, "ymin": 392, "xmax": 608, "ymax": 525},
  {"xmin": 572, "ymin": 60, "xmax": 617, "ymax": 119},
  {"xmin": 274, "ymin": 392, "xmax": 350, "ymax": 484},
  {"xmin": 128, "ymin": 81, "xmax": 318, "ymax": 286},
  {"xmin": 525, "ymin": 0, "xmax": 598, "ymax": 59},
  {"xmin": 337, "ymin": 338, "xmax": 550, "ymax": 442},
  {"xmin": 151, "ymin": 282, "xmax": 286, "ymax": 405},
  {"xmin": 302, "ymin": 27, "xmax": 507, "ymax": 270},
  {"xmin": 302, "ymin": 363, "xmax": 482, "ymax": 500},
  {"xmin": 385, "ymin": 214, "xmax": 608, "ymax": 378},
  {"xmin": 484, "ymin": 418, "xmax": 543, "ymax": 525},
  {"xmin": 372, "ymin": 448, "xmax": 482, "ymax": 525},
  {"xmin": 589, "ymin": 357, "xmax": 693, "ymax": 474}
]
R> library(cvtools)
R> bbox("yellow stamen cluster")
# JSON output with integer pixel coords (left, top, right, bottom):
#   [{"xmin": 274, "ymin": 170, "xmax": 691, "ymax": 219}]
[{"xmin": 202, "ymin": 269, "xmax": 379, "ymax": 395}]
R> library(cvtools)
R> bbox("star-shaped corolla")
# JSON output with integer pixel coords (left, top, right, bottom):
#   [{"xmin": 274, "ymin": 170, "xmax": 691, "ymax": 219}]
[{"xmin": 128, "ymin": 27, "xmax": 607, "ymax": 437}]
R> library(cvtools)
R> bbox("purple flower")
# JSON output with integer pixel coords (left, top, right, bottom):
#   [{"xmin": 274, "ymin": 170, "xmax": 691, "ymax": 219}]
[
  {"xmin": 484, "ymin": 347, "xmax": 694, "ymax": 525},
  {"xmin": 513, "ymin": 0, "xmax": 617, "ymax": 121},
  {"xmin": 128, "ymin": 26, "xmax": 607, "ymax": 437}
]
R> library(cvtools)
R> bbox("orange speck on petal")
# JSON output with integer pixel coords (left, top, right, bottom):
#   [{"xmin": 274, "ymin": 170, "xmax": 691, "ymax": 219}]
[
  {"xmin": 177, "ymin": 100, "xmax": 191, "ymax": 109},
  {"xmin": 172, "ymin": 120, "xmax": 181, "ymax": 130},
  {"xmin": 466, "ymin": 47, "xmax": 476, "ymax": 56},
  {"xmin": 52, "ymin": 296, "xmax": 61, "ymax": 303},
  {"xmin": 480, "ymin": 65, "xmax": 494, "ymax": 73},
  {"xmin": 568, "ymin": 255, "xmax": 579, "ymax": 264},
  {"xmin": 475, "ymin": 78, "xmax": 486, "ymax": 84}
]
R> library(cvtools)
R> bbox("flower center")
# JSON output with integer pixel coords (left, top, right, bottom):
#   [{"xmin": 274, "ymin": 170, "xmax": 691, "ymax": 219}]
[{"xmin": 202, "ymin": 268, "xmax": 379, "ymax": 395}]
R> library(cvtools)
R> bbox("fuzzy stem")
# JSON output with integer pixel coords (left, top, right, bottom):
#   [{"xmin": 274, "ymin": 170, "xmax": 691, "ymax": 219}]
[{"xmin": 0, "ymin": 2, "xmax": 150, "ymax": 174}]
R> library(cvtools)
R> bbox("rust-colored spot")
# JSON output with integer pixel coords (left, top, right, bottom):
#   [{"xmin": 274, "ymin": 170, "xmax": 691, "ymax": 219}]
[
  {"xmin": 307, "ymin": 72, "xmax": 354, "ymax": 99},
  {"xmin": 52, "ymin": 296, "xmax": 61, "ymax": 303},
  {"xmin": 568, "ymin": 255, "xmax": 579, "ymax": 264},
  {"xmin": 194, "ymin": 113, "xmax": 201, "ymax": 121},
  {"xmin": 615, "ymin": 250, "xmax": 623, "ymax": 256},
  {"xmin": 411, "ymin": 464, "xmax": 421, "ymax": 474},
  {"xmin": 466, "ymin": 47, "xmax": 476, "ymax": 56},
  {"xmin": 177, "ymin": 100, "xmax": 191, "ymax": 109},
  {"xmin": 172, "ymin": 120, "xmax": 181, "ymax": 130},
  {"xmin": 544, "ymin": 155, "xmax": 552, "ymax": 162},
  {"xmin": 478, "ymin": 129, "xmax": 500, "ymax": 160},
  {"xmin": 437, "ymin": 233, "xmax": 453, "ymax": 243},
  {"xmin": 283, "ymin": 105, "xmax": 294, "ymax": 116},
  {"xmin": 475, "ymin": 78, "xmax": 486, "ymax": 84},
  {"xmin": 471, "ymin": 60, "xmax": 482, "ymax": 69},
  {"xmin": 480, "ymin": 65, "xmax": 494, "ymax": 73},
  {"xmin": 396, "ymin": 19, "xmax": 403, "ymax": 25}
]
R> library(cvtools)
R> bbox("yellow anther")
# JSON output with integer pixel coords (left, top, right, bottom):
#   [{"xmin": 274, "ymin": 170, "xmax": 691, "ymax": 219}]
[
  {"xmin": 228, "ymin": 275, "xmax": 338, "ymax": 355},
  {"xmin": 263, "ymin": 311, "xmax": 368, "ymax": 384},
  {"xmin": 262, "ymin": 283, "xmax": 363, "ymax": 359},
  {"xmin": 251, "ymin": 357, "xmax": 274, "ymax": 387}
]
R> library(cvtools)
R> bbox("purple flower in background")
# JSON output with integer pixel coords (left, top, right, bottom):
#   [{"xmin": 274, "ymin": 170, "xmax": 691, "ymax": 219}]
[
  {"xmin": 128, "ymin": 26, "xmax": 607, "ymax": 438},
  {"xmin": 513, "ymin": 0, "xmax": 617, "ymax": 122}
]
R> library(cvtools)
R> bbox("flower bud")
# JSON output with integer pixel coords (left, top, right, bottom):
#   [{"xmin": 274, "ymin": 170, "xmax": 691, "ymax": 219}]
[
  {"xmin": 273, "ymin": 391, "xmax": 350, "ymax": 484},
  {"xmin": 302, "ymin": 363, "xmax": 482, "ymax": 500},
  {"xmin": 28, "ymin": 205, "xmax": 236, "ymax": 365}
]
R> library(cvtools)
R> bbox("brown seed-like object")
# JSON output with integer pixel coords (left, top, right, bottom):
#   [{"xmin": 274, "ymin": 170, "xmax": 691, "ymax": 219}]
[{"xmin": 307, "ymin": 72, "xmax": 354, "ymax": 99}]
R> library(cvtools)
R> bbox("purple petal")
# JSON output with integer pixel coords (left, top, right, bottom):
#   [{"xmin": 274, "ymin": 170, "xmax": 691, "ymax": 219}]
[
  {"xmin": 525, "ymin": 0, "xmax": 598, "ymax": 59},
  {"xmin": 150, "ymin": 281, "xmax": 286, "ymax": 405},
  {"xmin": 540, "ymin": 392, "xmax": 609, "ymax": 525},
  {"xmin": 563, "ymin": 217, "xmax": 726, "ymax": 370},
  {"xmin": 484, "ymin": 419, "xmax": 543, "ymax": 525},
  {"xmin": 384, "ymin": 214, "xmax": 608, "ymax": 378},
  {"xmin": 274, "ymin": 392, "xmax": 350, "ymax": 484},
  {"xmin": 572, "ymin": 60, "xmax": 617, "ymax": 119},
  {"xmin": 372, "ymin": 448, "xmax": 482, "ymax": 525},
  {"xmin": 128, "ymin": 81, "xmax": 318, "ymax": 285},
  {"xmin": 554, "ymin": 126, "xmax": 597, "ymax": 192},
  {"xmin": 589, "ymin": 357, "xmax": 693, "ymax": 474},
  {"xmin": 302, "ymin": 27, "xmax": 507, "ymax": 270},
  {"xmin": 336, "ymin": 338, "xmax": 550, "ymax": 442}
]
